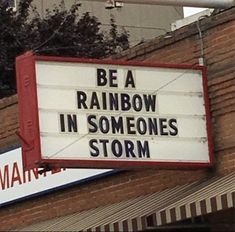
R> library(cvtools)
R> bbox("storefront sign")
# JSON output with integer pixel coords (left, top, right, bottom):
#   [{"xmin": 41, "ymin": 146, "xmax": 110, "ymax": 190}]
[
  {"xmin": 0, "ymin": 148, "xmax": 111, "ymax": 206},
  {"xmin": 16, "ymin": 52, "xmax": 213, "ymax": 169}
]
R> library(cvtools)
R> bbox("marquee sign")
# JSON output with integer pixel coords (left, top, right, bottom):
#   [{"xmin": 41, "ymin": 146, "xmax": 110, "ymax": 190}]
[{"xmin": 16, "ymin": 52, "xmax": 213, "ymax": 170}]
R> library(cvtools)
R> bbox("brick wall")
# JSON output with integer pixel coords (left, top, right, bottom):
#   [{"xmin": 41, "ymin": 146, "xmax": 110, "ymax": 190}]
[
  {"xmin": 0, "ymin": 7, "xmax": 235, "ymax": 231},
  {"xmin": 0, "ymin": 95, "xmax": 19, "ymax": 153},
  {"xmin": 114, "ymin": 7, "xmax": 235, "ymax": 175}
]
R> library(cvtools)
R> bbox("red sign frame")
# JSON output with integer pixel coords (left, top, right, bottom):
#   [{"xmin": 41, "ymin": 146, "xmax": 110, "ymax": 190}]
[{"xmin": 16, "ymin": 51, "xmax": 214, "ymax": 170}]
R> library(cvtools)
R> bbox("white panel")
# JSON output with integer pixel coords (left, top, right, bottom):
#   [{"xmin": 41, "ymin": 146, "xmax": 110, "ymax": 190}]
[
  {"xmin": 39, "ymin": 111, "xmax": 207, "ymax": 139},
  {"xmin": 175, "ymin": 207, "xmax": 181, "ymax": 221},
  {"xmin": 148, "ymin": 139, "xmax": 209, "ymax": 162},
  {"xmin": 186, "ymin": 204, "xmax": 191, "ymax": 218},
  {"xmin": 36, "ymin": 62, "xmax": 97, "ymax": 88},
  {"xmin": 227, "ymin": 192, "xmax": 234, "ymax": 208},
  {"xmin": 165, "ymin": 209, "xmax": 172, "ymax": 223},
  {"xmin": 37, "ymin": 88, "xmax": 76, "ymax": 110},
  {"xmin": 206, "ymin": 198, "xmax": 212, "ymax": 213},
  {"xmin": 36, "ymin": 62, "xmax": 202, "ymax": 92},
  {"xmin": 158, "ymin": 94, "xmax": 205, "ymax": 115},
  {"xmin": 41, "ymin": 136, "xmax": 209, "ymax": 162},
  {"xmin": 156, "ymin": 213, "xmax": 162, "ymax": 226},
  {"xmin": 136, "ymin": 69, "xmax": 202, "ymax": 92},
  {"xmin": 216, "ymin": 196, "xmax": 222, "ymax": 211},
  {"xmin": 41, "ymin": 136, "xmax": 90, "ymax": 159},
  {"xmin": 39, "ymin": 111, "xmax": 88, "ymax": 135},
  {"xmin": 36, "ymin": 62, "xmax": 129, "ymax": 90},
  {"xmin": 177, "ymin": 117, "xmax": 207, "ymax": 138},
  {"xmin": 35, "ymin": 60, "xmax": 211, "ymax": 165},
  {"xmin": 37, "ymin": 88, "xmax": 159, "ymax": 113},
  {"xmin": 195, "ymin": 202, "xmax": 202, "ymax": 216},
  {"xmin": 109, "ymin": 223, "xmax": 115, "ymax": 232}
]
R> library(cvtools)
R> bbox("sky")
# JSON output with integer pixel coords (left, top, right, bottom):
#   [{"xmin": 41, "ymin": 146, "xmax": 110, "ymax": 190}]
[{"xmin": 184, "ymin": 7, "xmax": 207, "ymax": 17}]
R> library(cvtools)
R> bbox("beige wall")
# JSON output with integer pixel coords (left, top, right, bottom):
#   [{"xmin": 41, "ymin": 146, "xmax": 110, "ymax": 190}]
[{"xmin": 20, "ymin": 0, "xmax": 183, "ymax": 46}]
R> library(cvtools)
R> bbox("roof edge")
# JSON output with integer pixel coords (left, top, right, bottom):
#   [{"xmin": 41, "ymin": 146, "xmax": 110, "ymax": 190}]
[{"xmin": 113, "ymin": 7, "xmax": 235, "ymax": 60}]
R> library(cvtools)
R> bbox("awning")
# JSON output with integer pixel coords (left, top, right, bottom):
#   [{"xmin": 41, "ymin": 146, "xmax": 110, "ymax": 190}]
[{"xmin": 17, "ymin": 172, "xmax": 235, "ymax": 232}]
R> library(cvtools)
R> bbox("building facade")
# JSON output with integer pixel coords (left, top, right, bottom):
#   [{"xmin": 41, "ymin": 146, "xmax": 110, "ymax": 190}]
[
  {"xmin": 14, "ymin": 0, "xmax": 183, "ymax": 46},
  {"xmin": 0, "ymin": 6, "xmax": 235, "ymax": 232}
]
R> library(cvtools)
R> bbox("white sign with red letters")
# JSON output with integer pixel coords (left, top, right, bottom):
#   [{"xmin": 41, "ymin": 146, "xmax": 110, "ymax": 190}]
[{"xmin": 0, "ymin": 148, "xmax": 110, "ymax": 206}]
